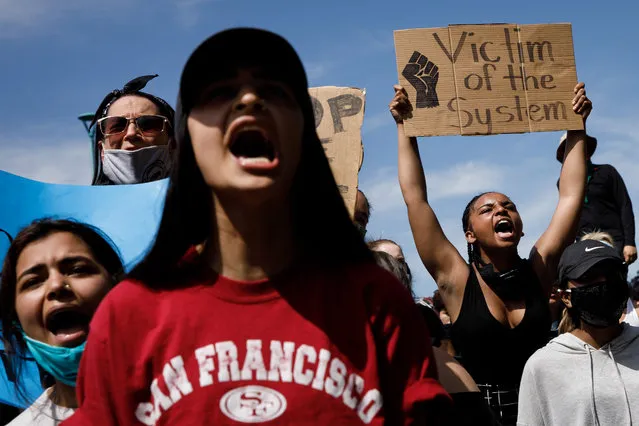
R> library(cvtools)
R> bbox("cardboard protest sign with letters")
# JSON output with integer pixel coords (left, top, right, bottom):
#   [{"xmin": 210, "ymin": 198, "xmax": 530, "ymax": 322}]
[
  {"xmin": 309, "ymin": 86, "xmax": 365, "ymax": 215},
  {"xmin": 394, "ymin": 23, "xmax": 583, "ymax": 137}
]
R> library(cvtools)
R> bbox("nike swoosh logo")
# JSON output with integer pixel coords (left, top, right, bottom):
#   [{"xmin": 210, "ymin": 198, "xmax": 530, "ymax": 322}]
[{"xmin": 585, "ymin": 246, "xmax": 605, "ymax": 252}]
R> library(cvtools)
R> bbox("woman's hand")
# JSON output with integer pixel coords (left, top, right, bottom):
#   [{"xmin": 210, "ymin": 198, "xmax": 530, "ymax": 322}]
[
  {"xmin": 389, "ymin": 85, "xmax": 413, "ymax": 124},
  {"xmin": 572, "ymin": 82, "xmax": 592, "ymax": 124}
]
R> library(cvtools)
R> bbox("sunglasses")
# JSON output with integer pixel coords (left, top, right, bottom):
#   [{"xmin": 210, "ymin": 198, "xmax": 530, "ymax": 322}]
[{"xmin": 97, "ymin": 115, "xmax": 170, "ymax": 137}]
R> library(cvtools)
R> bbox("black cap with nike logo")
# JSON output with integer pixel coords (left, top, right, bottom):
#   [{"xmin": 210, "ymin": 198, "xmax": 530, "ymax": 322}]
[{"xmin": 558, "ymin": 240, "xmax": 626, "ymax": 284}]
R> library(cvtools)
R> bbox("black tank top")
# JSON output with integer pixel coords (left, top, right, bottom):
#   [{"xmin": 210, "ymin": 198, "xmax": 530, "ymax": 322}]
[{"xmin": 451, "ymin": 261, "xmax": 550, "ymax": 386}]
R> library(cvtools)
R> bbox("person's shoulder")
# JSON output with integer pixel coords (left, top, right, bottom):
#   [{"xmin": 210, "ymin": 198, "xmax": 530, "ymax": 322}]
[
  {"xmin": 594, "ymin": 163, "xmax": 619, "ymax": 174},
  {"xmin": 340, "ymin": 262, "xmax": 417, "ymax": 313},
  {"xmin": 7, "ymin": 406, "xmax": 35, "ymax": 426},
  {"xmin": 104, "ymin": 267, "xmax": 205, "ymax": 305},
  {"xmin": 6, "ymin": 390, "xmax": 72, "ymax": 426},
  {"xmin": 523, "ymin": 341, "xmax": 557, "ymax": 370},
  {"xmin": 87, "ymin": 278, "xmax": 166, "ymax": 334},
  {"xmin": 6, "ymin": 401, "xmax": 37, "ymax": 426},
  {"xmin": 99, "ymin": 278, "xmax": 156, "ymax": 309},
  {"xmin": 347, "ymin": 262, "xmax": 411, "ymax": 293}
]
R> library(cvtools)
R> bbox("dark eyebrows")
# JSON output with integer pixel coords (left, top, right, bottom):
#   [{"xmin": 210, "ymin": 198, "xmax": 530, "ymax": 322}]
[
  {"xmin": 477, "ymin": 202, "xmax": 494, "ymax": 210},
  {"xmin": 17, "ymin": 255, "xmax": 97, "ymax": 282},
  {"xmin": 477, "ymin": 199, "xmax": 515, "ymax": 210},
  {"xmin": 58, "ymin": 256, "xmax": 97, "ymax": 269},
  {"xmin": 17, "ymin": 264, "xmax": 47, "ymax": 283}
]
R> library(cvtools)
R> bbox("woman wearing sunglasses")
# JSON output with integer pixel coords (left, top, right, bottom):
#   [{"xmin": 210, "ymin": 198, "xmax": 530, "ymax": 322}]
[
  {"xmin": 62, "ymin": 28, "xmax": 449, "ymax": 425},
  {"xmin": 90, "ymin": 75, "xmax": 176, "ymax": 185},
  {"xmin": 1, "ymin": 219, "xmax": 123, "ymax": 425},
  {"xmin": 517, "ymin": 239, "xmax": 639, "ymax": 426}
]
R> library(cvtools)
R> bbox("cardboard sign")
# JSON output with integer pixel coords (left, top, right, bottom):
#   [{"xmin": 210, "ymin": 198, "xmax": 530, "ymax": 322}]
[
  {"xmin": 0, "ymin": 170, "xmax": 167, "ymax": 407},
  {"xmin": 394, "ymin": 23, "xmax": 583, "ymax": 136},
  {"xmin": 309, "ymin": 87, "xmax": 365, "ymax": 215}
]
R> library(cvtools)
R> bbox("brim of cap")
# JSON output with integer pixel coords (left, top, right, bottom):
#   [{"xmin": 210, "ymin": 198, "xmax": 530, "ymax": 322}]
[
  {"xmin": 556, "ymin": 135, "xmax": 597, "ymax": 162},
  {"xmin": 562, "ymin": 256, "xmax": 624, "ymax": 282},
  {"xmin": 179, "ymin": 28, "xmax": 306, "ymax": 111}
]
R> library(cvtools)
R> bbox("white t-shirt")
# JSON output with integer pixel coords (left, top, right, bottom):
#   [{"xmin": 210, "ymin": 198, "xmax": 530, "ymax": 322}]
[
  {"xmin": 623, "ymin": 298, "xmax": 639, "ymax": 327},
  {"xmin": 7, "ymin": 388, "xmax": 74, "ymax": 426}
]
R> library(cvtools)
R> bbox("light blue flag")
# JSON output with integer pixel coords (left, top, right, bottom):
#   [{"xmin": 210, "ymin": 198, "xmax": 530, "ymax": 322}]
[{"xmin": 0, "ymin": 170, "xmax": 168, "ymax": 407}]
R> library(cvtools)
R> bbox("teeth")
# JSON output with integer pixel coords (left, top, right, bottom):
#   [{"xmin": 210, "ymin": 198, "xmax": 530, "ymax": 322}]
[
  {"xmin": 498, "ymin": 220, "xmax": 509, "ymax": 225},
  {"xmin": 240, "ymin": 157, "xmax": 271, "ymax": 165}
]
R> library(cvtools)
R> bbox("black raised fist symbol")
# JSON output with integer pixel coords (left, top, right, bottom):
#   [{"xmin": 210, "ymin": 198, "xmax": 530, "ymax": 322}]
[{"xmin": 402, "ymin": 51, "xmax": 439, "ymax": 108}]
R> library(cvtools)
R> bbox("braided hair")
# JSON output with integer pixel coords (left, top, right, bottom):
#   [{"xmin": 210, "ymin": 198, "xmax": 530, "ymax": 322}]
[{"xmin": 461, "ymin": 192, "xmax": 491, "ymax": 264}]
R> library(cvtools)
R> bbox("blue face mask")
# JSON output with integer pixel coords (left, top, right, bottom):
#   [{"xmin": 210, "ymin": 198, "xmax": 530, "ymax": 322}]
[{"xmin": 22, "ymin": 333, "xmax": 86, "ymax": 387}]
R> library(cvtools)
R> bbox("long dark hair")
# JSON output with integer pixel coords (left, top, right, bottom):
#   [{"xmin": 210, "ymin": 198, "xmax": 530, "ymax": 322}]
[
  {"xmin": 0, "ymin": 218, "xmax": 123, "ymax": 402},
  {"xmin": 128, "ymin": 73, "xmax": 372, "ymax": 286}
]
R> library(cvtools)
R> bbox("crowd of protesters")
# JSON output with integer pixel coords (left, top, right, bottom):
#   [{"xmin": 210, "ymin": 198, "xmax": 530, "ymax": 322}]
[{"xmin": 0, "ymin": 27, "xmax": 637, "ymax": 426}]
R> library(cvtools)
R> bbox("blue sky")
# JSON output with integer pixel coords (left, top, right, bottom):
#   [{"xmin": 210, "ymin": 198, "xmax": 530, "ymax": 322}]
[{"xmin": 0, "ymin": 0, "xmax": 637, "ymax": 296}]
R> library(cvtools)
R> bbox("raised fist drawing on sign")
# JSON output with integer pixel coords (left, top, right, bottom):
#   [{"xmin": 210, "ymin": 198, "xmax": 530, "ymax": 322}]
[{"xmin": 402, "ymin": 51, "xmax": 439, "ymax": 108}]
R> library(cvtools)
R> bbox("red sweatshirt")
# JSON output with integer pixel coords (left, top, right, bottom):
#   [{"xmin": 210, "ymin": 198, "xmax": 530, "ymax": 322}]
[{"xmin": 62, "ymin": 257, "xmax": 449, "ymax": 425}]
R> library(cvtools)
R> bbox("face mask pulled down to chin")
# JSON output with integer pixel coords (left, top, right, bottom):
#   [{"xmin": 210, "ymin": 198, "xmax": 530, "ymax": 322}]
[
  {"xmin": 102, "ymin": 145, "xmax": 171, "ymax": 185},
  {"xmin": 22, "ymin": 333, "xmax": 86, "ymax": 387}
]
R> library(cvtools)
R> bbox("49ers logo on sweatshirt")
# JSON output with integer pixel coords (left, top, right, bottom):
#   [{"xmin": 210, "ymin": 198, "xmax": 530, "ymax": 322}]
[
  {"xmin": 220, "ymin": 385, "xmax": 287, "ymax": 422},
  {"xmin": 134, "ymin": 339, "xmax": 383, "ymax": 425}
]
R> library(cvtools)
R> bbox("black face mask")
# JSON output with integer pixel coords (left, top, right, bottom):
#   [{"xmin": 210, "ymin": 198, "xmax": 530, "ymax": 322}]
[
  {"xmin": 570, "ymin": 280, "xmax": 629, "ymax": 328},
  {"xmin": 476, "ymin": 259, "xmax": 527, "ymax": 301}
]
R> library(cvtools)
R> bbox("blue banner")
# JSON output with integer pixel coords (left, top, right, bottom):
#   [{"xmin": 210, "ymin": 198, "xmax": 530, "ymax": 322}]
[{"xmin": 0, "ymin": 170, "xmax": 167, "ymax": 407}]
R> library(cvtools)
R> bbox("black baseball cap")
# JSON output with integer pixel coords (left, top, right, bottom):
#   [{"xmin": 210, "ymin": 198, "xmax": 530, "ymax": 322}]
[
  {"xmin": 178, "ymin": 28, "xmax": 309, "ymax": 113},
  {"xmin": 558, "ymin": 240, "xmax": 626, "ymax": 283}
]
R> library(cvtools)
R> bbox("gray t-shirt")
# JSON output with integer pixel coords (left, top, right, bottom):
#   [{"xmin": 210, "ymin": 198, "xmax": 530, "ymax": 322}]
[{"xmin": 8, "ymin": 388, "xmax": 74, "ymax": 426}]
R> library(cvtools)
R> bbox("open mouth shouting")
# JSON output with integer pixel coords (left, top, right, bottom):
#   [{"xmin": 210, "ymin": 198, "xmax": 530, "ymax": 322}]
[
  {"xmin": 229, "ymin": 119, "xmax": 280, "ymax": 171},
  {"xmin": 44, "ymin": 306, "xmax": 91, "ymax": 347},
  {"xmin": 494, "ymin": 218, "xmax": 516, "ymax": 240}
]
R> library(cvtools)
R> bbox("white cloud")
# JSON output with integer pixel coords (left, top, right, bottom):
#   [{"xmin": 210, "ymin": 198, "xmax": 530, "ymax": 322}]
[
  {"xmin": 172, "ymin": 0, "xmax": 221, "ymax": 28},
  {"xmin": 306, "ymin": 62, "xmax": 333, "ymax": 82},
  {"xmin": 362, "ymin": 110, "xmax": 391, "ymax": 135},
  {"xmin": 364, "ymin": 166, "xmax": 402, "ymax": 213},
  {"xmin": 0, "ymin": 0, "xmax": 60, "ymax": 30},
  {"xmin": 0, "ymin": 0, "xmax": 133, "ymax": 38},
  {"xmin": 590, "ymin": 115, "xmax": 639, "ymax": 192},
  {"xmin": 0, "ymin": 140, "xmax": 92, "ymax": 185},
  {"xmin": 353, "ymin": 29, "xmax": 395, "ymax": 55},
  {"xmin": 364, "ymin": 161, "xmax": 505, "ymax": 214},
  {"xmin": 428, "ymin": 162, "xmax": 505, "ymax": 200}
]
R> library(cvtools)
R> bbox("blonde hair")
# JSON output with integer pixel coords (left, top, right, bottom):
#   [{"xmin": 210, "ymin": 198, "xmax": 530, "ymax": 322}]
[
  {"xmin": 558, "ymin": 231, "xmax": 616, "ymax": 334},
  {"xmin": 558, "ymin": 309, "xmax": 576, "ymax": 334},
  {"xmin": 580, "ymin": 231, "xmax": 615, "ymax": 247}
]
